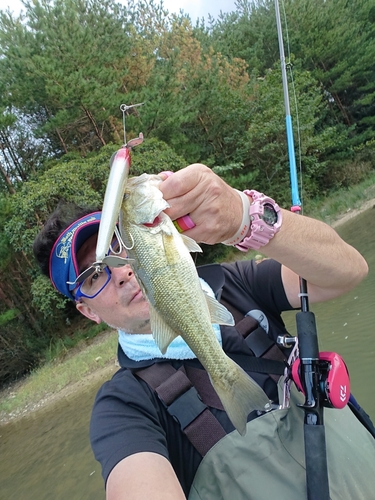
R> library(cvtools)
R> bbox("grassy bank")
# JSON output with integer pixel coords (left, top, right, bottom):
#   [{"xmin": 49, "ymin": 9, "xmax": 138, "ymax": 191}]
[
  {"xmin": 301, "ymin": 172, "xmax": 375, "ymax": 224},
  {"xmin": 0, "ymin": 328, "xmax": 118, "ymax": 422},
  {"xmin": 1, "ymin": 173, "xmax": 374, "ymax": 424}
]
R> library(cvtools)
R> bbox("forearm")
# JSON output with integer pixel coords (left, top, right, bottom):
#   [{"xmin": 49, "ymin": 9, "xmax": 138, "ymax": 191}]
[
  {"xmin": 160, "ymin": 164, "xmax": 368, "ymax": 297},
  {"xmin": 264, "ymin": 209, "xmax": 368, "ymax": 293}
]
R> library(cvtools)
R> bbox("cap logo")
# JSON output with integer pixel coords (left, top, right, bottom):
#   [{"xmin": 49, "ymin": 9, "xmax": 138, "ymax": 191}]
[{"xmin": 55, "ymin": 216, "xmax": 98, "ymax": 264}]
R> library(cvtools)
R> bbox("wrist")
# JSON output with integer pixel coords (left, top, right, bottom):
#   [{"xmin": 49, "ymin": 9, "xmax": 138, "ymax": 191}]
[
  {"xmin": 222, "ymin": 189, "xmax": 282, "ymax": 251},
  {"xmin": 236, "ymin": 190, "xmax": 282, "ymax": 251},
  {"xmin": 221, "ymin": 190, "xmax": 251, "ymax": 246}
]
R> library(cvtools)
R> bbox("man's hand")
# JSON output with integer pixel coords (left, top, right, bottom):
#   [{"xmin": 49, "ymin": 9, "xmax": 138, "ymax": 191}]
[
  {"xmin": 159, "ymin": 164, "xmax": 368, "ymax": 307},
  {"xmin": 159, "ymin": 164, "xmax": 243, "ymax": 244}
]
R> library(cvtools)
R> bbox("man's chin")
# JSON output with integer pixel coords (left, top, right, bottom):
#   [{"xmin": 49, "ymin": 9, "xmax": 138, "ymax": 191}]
[{"xmin": 108, "ymin": 312, "xmax": 151, "ymax": 334}]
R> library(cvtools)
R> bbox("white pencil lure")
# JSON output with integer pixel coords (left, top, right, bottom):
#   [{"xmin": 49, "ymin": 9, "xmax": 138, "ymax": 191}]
[
  {"xmin": 96, "ymin": 102, "xmax": 144, "ymax": 264},
  {"xmin": 69, "ymin": 105, "xmax": 144, "ymax": 286},
  {"xmin": 96, "ymin": 137, "xmax": 140, "ymax": 262},
  {"xmin": 95, "ymin": 147, "xmax": 130, "ymax": 262}
]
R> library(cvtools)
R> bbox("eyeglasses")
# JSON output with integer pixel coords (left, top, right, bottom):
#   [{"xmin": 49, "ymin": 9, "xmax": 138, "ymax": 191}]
[
  {"xmin": 75, "ymin": 266, "xmax": 112, "ymax": 301},
  {"xmin": 74, "ymin": 238, "xmax": 128, "ymax": 301}
]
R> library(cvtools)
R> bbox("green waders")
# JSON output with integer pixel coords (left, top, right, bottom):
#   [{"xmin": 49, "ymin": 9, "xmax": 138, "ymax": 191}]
[{"xmin": 189, "ymin": 384, "xmax": 375, "ymax": 500}]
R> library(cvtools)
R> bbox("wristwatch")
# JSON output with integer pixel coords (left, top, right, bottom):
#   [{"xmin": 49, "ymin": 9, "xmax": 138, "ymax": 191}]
[{"xmin": 235, "ymin": 190, "xmax": 282, "ymax": 251}]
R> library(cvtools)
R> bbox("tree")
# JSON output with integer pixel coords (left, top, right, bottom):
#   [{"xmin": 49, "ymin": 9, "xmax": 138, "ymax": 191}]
[
  {"xmin": 283, "ymin": 0, "xmax": 375, "ymax": 144},
  {"xmin": 136, "ymin": 17, "xmax": 257, "ymax": 165},
  {"xmin": 0, "ymin": 0, "xmax": 135, "ymax": 155}
]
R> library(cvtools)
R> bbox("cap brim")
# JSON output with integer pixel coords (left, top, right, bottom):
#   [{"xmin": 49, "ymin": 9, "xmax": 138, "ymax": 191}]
[{"xmin": 49, "ymin": 212, "xmax": 102, "ymax": 300}]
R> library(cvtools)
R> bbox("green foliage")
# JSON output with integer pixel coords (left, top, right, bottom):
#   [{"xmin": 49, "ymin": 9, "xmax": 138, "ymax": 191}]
[
  {"xmin": 0, "ymin": 317, "xmax": 45, "ymax": 383},
  {"xmin": 4, "ymin": 139, "xmax": 184, "ymax": 254},
  {"xmin": 224, "ymin": 65, "xmax": 350, "ymax": 202},
  {"xmin": 131, "ymin": 137, "xmax": 187, "ymax": 175},
  {"xmin": 194, "ymin": 243, "xmax": 234, "ymax": 267},
  {"xmin": 283, "ymin": 0, "xmax": 375, "ymax": 143},
  {"xmin": 0, "ymin": 195, "xmax": 13, "ymax": 269},
  {"xmin": 0, "ymin": 308, "xmax": 20, "ymax": 326},
  {"xmin": 0, "ymin": 0, "xmax": 133, "ymax": 154},
  {"xmin": 4, "ymin": 144, "xmax": 116, "ymax": 253},
  {"xmin": 42, "ymin": 322, "xmax": 107, "ymax": 363},
  {"xmin": 0, "ymin": 0, "xmax": 374, "ymax": 383},
  {"xmin": 31, "ymin": 274, "xmax": 68, "ymax": 318}
]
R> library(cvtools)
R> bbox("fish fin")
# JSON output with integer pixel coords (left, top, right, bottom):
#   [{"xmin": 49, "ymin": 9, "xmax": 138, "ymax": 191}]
[
  {"xmin": 180, "ymin": 234, "xmax": 202, "ymax": 253},
  {"xmin": 209, "ymin": 357, "xmax": 271, "ymax": 436},
  {"xmin": 149, "ymin": 304, "xmax": 179, "ymax": 354},
  {"xmin": 204, "ymin": 293, "xmax": 235, "ymax": 326}
]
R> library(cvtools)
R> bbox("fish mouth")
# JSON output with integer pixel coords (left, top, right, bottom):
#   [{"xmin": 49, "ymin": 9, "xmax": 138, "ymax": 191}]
[{"xmin": 143, "ymin": 215, "xmax": 162, "ymax": 228}]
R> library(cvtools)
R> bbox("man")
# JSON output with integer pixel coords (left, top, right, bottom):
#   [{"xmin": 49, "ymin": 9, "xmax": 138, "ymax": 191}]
[{"xmin": 33, "ymin": 164, "xmax": 371, "ymax": 499}]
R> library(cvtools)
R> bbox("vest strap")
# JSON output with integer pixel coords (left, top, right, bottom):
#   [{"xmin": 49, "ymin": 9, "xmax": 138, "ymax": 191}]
[{"xmin": 135, "ymin": 363, "xmax": 226, "ymax": 456}]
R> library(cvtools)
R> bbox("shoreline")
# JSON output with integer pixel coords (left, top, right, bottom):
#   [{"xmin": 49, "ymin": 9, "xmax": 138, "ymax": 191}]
[
  {"xmin": 330, "ymin": 198, "xmax": 375, "ymax": 228},
  {"xmin": 1, "ymin": 197, "xmax": 374, "ymax": 426},
  {"xmin": 0, "ymin": 363, "xmax": 118, "ymax": 424},
  {"xmin": 0, "ymin": 329, "xmax": 119, "ymax": 425}
]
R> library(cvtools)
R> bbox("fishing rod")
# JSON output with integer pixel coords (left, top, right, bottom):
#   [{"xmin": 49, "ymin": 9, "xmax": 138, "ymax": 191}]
[{"xmin": 274, "ymin": 1, "xmax": 330, "ymax": 498}]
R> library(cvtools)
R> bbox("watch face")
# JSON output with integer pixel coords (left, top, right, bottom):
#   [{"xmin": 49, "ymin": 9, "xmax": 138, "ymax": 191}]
[{"xmin": 261, "ymin": 203, "xmax": 278, "ymax": 226}]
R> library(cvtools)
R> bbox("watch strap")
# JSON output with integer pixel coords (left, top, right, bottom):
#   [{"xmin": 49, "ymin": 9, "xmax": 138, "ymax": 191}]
[{"xmin": 235, "ymin": 190, "xmax": 282, "ymax": 252}]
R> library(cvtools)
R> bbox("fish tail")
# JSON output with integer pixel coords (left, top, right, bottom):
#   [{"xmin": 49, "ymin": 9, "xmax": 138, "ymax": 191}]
[{"xmin": 210, "ymin": 358, "xmax": 271, "ymax": 436}]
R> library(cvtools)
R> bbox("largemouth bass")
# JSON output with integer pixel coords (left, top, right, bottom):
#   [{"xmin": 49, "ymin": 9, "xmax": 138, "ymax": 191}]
[{"xmin": 119, "ymin": 173, "xmax": 271, "ymax": 435}]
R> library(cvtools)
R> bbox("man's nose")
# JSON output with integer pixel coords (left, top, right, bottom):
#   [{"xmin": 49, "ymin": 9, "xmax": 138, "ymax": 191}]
[{"xmin": 111, "ymin": 264, "xmax": 134, "ymax": 287}]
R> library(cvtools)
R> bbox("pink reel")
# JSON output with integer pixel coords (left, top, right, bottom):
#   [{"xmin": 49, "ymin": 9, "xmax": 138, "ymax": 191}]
[{"xmin": 291, "ymin": 352, "xmax": 350, "ymax": 409}]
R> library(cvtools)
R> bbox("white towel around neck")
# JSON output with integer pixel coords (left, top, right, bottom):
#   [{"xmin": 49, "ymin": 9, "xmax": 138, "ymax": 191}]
[{"xmin": 118, "ymin": 278, "xmax": 222, "ymax": 361}]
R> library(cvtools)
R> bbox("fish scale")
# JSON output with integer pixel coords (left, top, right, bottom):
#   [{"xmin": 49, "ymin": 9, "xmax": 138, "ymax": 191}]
[{"xmin": 120, "ymin": 173, "xmax": 272, "ymax": 435}]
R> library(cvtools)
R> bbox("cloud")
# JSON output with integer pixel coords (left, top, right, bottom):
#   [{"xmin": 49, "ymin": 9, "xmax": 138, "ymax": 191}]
[
  {"xmin": 0, "ymin": 0, "xmax": 238, "ymax": 22},
  {"xmin": 163, "ymin": 0, "xmax": 237, "ymax": 21}
]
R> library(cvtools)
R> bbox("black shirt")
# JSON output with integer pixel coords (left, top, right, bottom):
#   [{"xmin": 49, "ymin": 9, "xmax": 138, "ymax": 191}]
[{"xmin": 90, "ymin": 259, "xmax": 294, "ymax": 496}]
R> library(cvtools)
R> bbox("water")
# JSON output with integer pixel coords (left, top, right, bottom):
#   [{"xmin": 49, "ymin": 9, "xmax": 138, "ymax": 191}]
[
  {"xmin": 0, "ymin": 208, "xmax": 374, "ymax": 499},
  {"xmin": 283, "ymin": 207, "xmax": 375, "ymax": 420},
  {"xmin": 0, "ymin": 380, "xmax": 106, "ymax": 499}
]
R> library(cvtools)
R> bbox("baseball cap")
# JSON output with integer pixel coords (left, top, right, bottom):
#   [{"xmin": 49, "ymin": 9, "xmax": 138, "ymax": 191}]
[{"xmin": 49, "ymin": 212, "xmax": 101, "ymax": 300}]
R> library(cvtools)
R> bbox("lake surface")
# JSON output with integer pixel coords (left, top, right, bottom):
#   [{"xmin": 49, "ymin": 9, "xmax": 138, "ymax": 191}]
[
  {"xmin": 283, "ymin": 207, "xmax": 375, "ymax": 420},
  {"xmin": 0, "ymin": 208, "xmax": 374, "ymax": 499}
]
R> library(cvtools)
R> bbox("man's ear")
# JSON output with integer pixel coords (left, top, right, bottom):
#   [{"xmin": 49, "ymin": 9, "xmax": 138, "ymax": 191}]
[{"xmin": 76, "ymin": 301, "xmax": 102, "ymax": 324}]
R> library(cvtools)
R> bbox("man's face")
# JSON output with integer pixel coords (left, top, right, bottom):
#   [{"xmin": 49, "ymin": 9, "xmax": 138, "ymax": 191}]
[{"xmin": 75, "ymin": 234, "xmax": 151, "ymax": 334}]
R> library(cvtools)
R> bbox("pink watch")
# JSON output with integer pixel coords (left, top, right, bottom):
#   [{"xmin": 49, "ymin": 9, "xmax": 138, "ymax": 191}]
[{"xmin": 235, "ymin": 190, "xmax": 282, "ymax": 251}]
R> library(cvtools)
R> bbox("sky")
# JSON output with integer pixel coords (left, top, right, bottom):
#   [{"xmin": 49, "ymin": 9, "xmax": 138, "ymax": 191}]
[{"xmin": 0, "ymin": 0, "xmax": 238, "ymax": 23}]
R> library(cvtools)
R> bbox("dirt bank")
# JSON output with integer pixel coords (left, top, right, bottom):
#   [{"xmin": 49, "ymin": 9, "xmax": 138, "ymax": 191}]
[{"xmin": 331, "ymin": 198, "xmax": 375, "ymax": 228}]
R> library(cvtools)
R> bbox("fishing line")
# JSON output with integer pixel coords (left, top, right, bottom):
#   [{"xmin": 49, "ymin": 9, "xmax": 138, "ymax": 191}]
[
  {"xmin": 120, "ymin": 103, "xmax": 144, "ymax": 145},
  {"xmin": 280, "ymin": 0, "xmax": 304, "ymax": 213}
]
